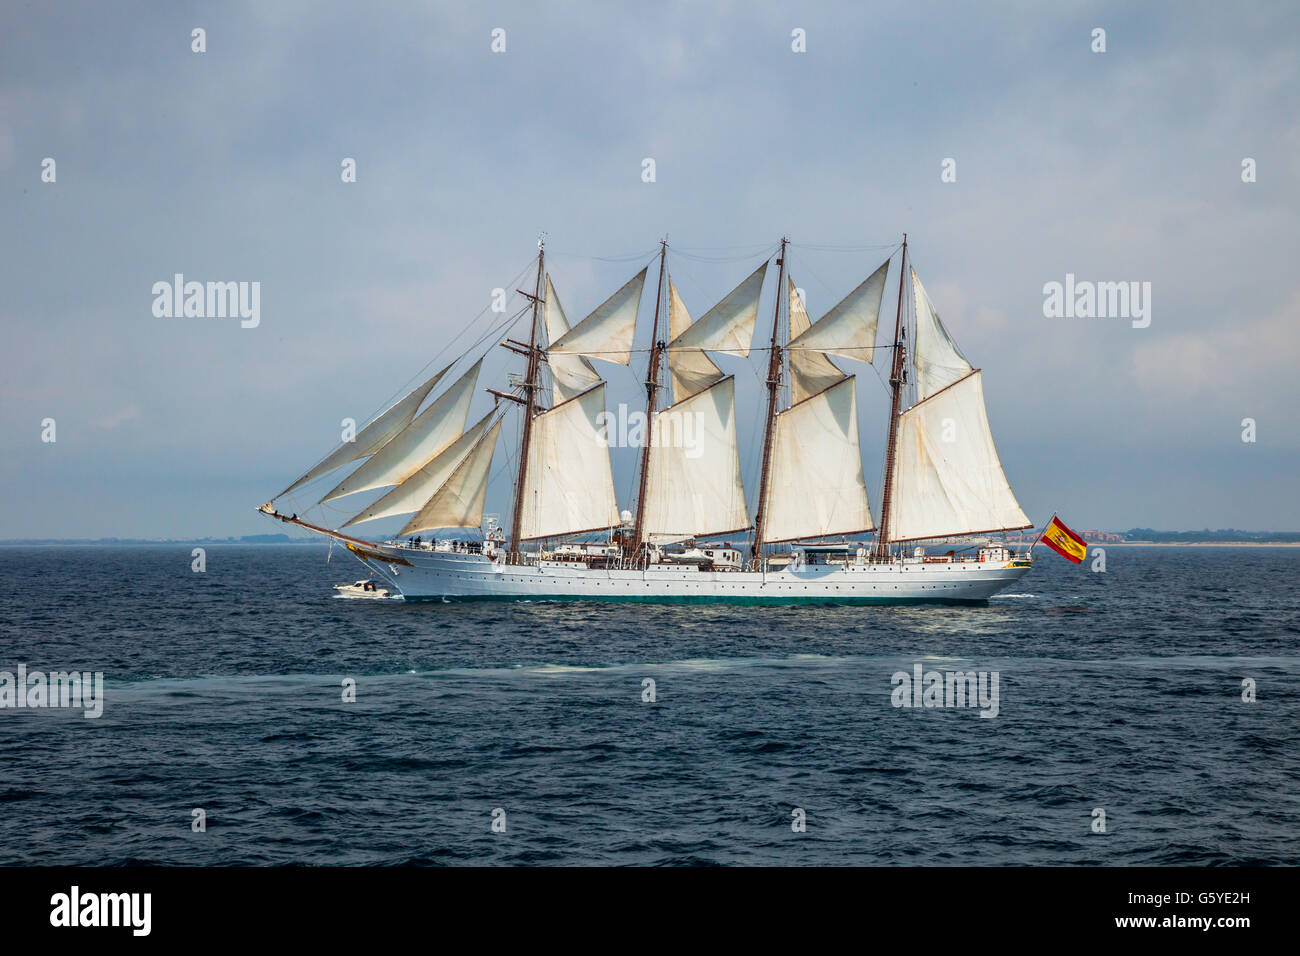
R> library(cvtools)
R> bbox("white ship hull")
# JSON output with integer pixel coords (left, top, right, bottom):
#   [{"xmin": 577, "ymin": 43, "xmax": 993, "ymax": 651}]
[{"xmin": 352, "ymin": 545, "xmax": 1032, "ymax": 605}]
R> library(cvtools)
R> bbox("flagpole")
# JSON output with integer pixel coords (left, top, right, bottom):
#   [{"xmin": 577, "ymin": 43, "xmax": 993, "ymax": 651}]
[{"xmin": 1029, "ymin": 512, "xmax": 1057, "ymax": 555}]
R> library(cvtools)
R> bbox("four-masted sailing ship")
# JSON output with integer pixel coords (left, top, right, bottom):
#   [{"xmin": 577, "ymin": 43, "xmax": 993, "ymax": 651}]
[{"xmin": 258, "ymin": 235, "xmax": 1035, "ymax": 603}]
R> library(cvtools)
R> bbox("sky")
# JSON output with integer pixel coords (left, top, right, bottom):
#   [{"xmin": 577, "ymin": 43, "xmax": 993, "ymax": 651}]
[{"xmin": 1, "ymin": 0, "xmax": 1297, "ymax": 539}]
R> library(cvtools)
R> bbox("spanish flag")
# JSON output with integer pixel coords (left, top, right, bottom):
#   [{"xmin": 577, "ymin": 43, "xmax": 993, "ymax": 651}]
[{"xmin": 1041, "ymin": 515, "xmax": 1086, "ymax": 563}]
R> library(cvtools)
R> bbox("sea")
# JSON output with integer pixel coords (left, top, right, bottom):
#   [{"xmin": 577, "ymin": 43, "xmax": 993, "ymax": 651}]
[{"xmin": 1, "ymin": 544, "xmax": 1296, "ymax": 866}]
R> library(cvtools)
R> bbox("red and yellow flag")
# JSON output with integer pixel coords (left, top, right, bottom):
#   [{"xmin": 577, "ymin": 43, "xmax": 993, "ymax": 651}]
[{"xmin": 1041, "ymin": 515, "xmax": 1086, "ymax": 563}]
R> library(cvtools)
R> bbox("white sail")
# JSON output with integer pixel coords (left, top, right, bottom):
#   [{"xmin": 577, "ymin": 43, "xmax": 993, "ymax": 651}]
[
  {"xmin": 887, "ymin": 371, "xmax": 1031, "ymax": 541},
  {"xmin": 666, "ymin": 261, "xmax": 768, "ymax": 357},
  {"xmin": 548, "ymin": 266, "xmax": 648, "ymax": 365},
  {"xmin": 642, "ymin": 376, "xmax": 750, "ymax": 541},
  {"xmin": 762, "ymin": 376, "xmax": 873, "ymax": 542},
  {"xmin": 277, "ymin": 366, "xmax": 449, "ymax": 498},
  {"xmin": 518, "ymin": 383, "xmax": 620, "ymax": 540},
  {"xmin": 787, "ymin": 278, "xmax": 846, "ymax": 403},
  {"xmin": 788, "ymin": 259, "xmax": 887, "ymax": 366},
  {"xmin": 319, "ymin": 359, "xmax": 481, "ymax": 503},
  {"xmin": 544, "ymin": 275, "xmax": 602, "ymax": 403},
  {"xmin": 911, "ymin": 269, "xmax": 973, "ymax": 402},
  {"xmin": 398, "ymin": 419, "xmax": 503, "ymax": 536},
  {"xmin": 341, "ymin": 411, "xmax": 495, "ymax": 527},
  {"xmin": 666, "ymin": 279, "xmax": 724, "ymax": 400}
]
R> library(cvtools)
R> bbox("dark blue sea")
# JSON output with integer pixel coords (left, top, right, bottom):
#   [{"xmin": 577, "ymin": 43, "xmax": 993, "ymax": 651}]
[{"xmin": 1, "ymin": 545, "xmax": 1296, "ymax": 866}]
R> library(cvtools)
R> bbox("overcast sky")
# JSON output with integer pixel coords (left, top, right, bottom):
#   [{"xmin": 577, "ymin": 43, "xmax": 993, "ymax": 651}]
[{"xmin": 2, "ymin": 1, "xmax": 1297, "ymax": 538}]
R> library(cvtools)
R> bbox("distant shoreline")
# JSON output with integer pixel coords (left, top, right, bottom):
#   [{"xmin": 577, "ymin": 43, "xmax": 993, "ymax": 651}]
[
  {"xmin": 4, "ymin": 539, "xmax": 1300, "ymax": 549},
  {"xmin": 0, "ymin": 539, "xmax": 324, "ymax": 548},
  {"xmin": 1084, "ymin": 541, "xmax": 1300, "ymax": 548}
]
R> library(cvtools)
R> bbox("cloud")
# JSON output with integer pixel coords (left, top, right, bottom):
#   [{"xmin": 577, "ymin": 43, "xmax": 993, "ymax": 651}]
[{"xmin": 1128, "ymin": 291, "xmax": 1300, "ymax": 428}]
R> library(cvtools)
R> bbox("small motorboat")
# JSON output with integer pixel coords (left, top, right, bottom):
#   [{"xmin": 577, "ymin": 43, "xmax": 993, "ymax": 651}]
[{"xmin": 333, "ymin": 579, "xmax": 390, "ymax": 598}]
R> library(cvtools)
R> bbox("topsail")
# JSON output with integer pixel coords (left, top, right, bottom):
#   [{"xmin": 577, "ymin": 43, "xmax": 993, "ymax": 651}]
[
  {"xmin": 666, "ymin": 261, "xmax": 767, "ymax": 365},
  {"xmin": 911, "ymin": 270, "xmax": 973, "ymax": 401},
  {"xmin": 666, "ymin": 280, "xmax": 724, "ymax": 401},
  {"xmin": 787, "ymin": 280, "xmax": 846, "ymax": 403},
  {"xmin": 548, "ymin": 267, "xmax": 648, "ymax": 365},
  {"xmin": 544, "ymin": 276, "xmax": 602, "ymax": 403},
  {"xmin": 787, "ymin": 259, "xmax": 887, "ymax": 367}
]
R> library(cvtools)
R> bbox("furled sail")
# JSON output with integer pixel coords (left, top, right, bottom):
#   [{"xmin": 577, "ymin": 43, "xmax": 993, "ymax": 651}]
[
  {"xmin": 666, "ymin": 279, "xmax": 724, "ymax": 401},
  {"xmin": 761, "ymin": 376, "xmax": 873, "ymax": 542},
  {"xmin": 641, "ymin": 376, "xmax": 750, "ymax": 541},
  {"xmin": 788, "ymin": 259, "xmax": 887, "ymax": 369},
  {"xmin": 911, "ymin": 269, "xmax": 973, "ymax": 401},
  {"xmin": 786, "ymin": 279, "xmax": 846, "ymax": 404},
  {"xmin": 341, "ymin": 411, "xmax": 496, "ymax": 527},
  {"xmin": 886, "ymin": 371, "xmax": 1031, "ymax": 541},
  {"xmin": 518, "ymin": 383, "xmax": 621, "ymax": 540},
  {"xmin": 548, "ymin": 266, "xmax": 648, "ymax": 365},
  {"xmin": 666, "ymin": 261, "xmax": 768, "ymax": 358},
  {"xmin": 276, "ymin": 365, "xmax": 449, "ymax": 498},
  {"xmin": 398, "ymin": 419, "xmax": 503, "ymax": 536},
  {"xmin": 318, "ymin": 359, "xmax": 482, "ymax": 503},
  {"xmin": 544, "ymin": 276, "xmax": 602, "ymax": 403}
]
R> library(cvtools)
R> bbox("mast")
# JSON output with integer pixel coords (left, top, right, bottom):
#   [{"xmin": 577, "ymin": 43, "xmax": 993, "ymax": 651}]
[
  {"xmin": 628, "ymin": 239, "xmax": 669, "ymax": 568},
  {"xmin": 750, "ymin": 236, "xmax": 788, "ymax": 569},
  {"xmin": 873, "ymin": 234, "xmax": 908, "ymax": 561},
  {"xmin": 507, "ymin": 237, "xmax": 546, "ymax": 563}
]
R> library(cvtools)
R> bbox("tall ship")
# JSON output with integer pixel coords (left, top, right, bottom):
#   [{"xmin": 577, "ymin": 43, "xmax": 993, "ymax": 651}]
[{"xmin": 259, "ymin": 235, "xmax": 1035, "ymax": 603}]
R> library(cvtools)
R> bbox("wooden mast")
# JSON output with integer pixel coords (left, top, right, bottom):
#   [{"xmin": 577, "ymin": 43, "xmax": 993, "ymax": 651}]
[
  {"xmin": 750, "ymin": 237, "xmax": 788, "ymax": 569},
  {"xmin": 874, "ymin": 234, "xmax": 908, "ymax": 562},
  {"xmin": 507, "ymin": 237, "xmax": 546, "ymax": 564},
  {"xmin": 627, "ymin": 239, "xmax": 669, "ymax": 568}
]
